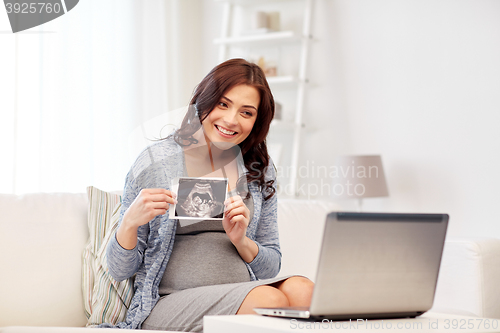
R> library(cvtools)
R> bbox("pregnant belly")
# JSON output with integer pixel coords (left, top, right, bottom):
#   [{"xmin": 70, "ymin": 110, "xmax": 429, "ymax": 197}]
[{"xmin": 159, "ymin": 232, "xmax": 251, "ymax": 295}]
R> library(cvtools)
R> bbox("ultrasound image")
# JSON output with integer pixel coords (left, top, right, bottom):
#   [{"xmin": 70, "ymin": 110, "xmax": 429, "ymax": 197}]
[{"xmin": 175, "ymin": 178, "xmax": 227, "ymax": 219}]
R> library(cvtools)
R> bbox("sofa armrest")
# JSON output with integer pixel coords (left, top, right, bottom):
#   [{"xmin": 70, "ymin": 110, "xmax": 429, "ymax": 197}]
[{"xmin": 432, "ymin": 238, "xmax": 500, "ymax": 319}]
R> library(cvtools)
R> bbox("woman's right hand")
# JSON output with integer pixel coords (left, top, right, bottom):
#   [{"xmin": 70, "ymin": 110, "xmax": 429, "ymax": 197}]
[
  {"xmin": 122, "ymin": 189, "xmax": 177, "ymax": 229},
  {"xmin": 117, "ymin": 189, "xmax": 177, "ymax": 250}
]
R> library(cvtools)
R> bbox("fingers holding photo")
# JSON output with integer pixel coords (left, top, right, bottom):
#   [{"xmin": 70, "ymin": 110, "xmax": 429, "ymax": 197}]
[
  {"xmin": 224, "ymin": 195, "xmax": 249, "ymax": 222},
  {"xmin": 150, "ymin": 189, "xmax": 178, "ymax": 206},
  {"xmin": 123, "ymin": 188, "xmax": 177, "ymax": 229},
  {"xmin": 143, "ymin": 189, "xmax": 177, "ymax": 214}
]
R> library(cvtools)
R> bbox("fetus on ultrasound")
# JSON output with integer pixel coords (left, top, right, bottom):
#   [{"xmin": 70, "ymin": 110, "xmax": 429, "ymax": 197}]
[{"xmin": 179, "ymin": 181, "xmax": 224, "ymax": 218}]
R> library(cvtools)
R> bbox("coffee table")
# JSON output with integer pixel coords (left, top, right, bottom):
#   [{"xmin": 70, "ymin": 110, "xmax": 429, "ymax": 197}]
[{"xmin": 204, "ymin": 312, "xmax": 500, "ymax": 333}]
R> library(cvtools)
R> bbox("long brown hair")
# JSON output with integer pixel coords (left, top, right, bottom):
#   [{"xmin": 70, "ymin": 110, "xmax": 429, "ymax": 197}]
[{"xmin": 171, "ymin": 58, "xmax": 276, "ymax": 200}]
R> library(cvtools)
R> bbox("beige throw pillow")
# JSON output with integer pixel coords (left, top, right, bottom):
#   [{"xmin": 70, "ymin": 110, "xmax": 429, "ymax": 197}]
[{"xmin": 82, "ymin": 186, "xmax": 134, "ymax": 326}]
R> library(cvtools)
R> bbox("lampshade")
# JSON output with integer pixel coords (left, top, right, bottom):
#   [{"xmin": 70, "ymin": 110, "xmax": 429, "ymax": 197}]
[{"xmin": 331, "ymin": 155, "xmax": 389, "ymax": 200}]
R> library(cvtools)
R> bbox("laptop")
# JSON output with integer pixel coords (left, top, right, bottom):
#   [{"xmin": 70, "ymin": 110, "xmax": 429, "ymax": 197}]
[{"xmin": 254, "ymin": 212, "xmax": 449, "ymax": 321}]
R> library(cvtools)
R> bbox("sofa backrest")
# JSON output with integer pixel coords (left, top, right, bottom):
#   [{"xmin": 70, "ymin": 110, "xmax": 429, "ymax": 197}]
[
  {"xmin": 276, "ymin": 199, "xmax": 342, "ymax": 281},
  {"xmin": 0, "ymin": 193, "xmax": 89, "ymax": 327},
  {"xmin": 2, "ymin": 192, "xmax": 499, "ymax": 327}
]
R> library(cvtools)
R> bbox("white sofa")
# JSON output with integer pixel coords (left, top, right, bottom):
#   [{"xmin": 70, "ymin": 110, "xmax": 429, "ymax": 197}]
[{"xmin": 1, "ymin": 192, "xmax": 500, "ymax": 332}]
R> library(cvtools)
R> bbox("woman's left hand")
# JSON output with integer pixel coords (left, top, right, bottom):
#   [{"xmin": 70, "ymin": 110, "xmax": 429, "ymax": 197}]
[
  {"xmin": 223, "ymin": 195, "xmax": 259, "ymax": 263},
  {"xmin": 222, "ymin": 195, "xmax": 250, "ymax": 247}
]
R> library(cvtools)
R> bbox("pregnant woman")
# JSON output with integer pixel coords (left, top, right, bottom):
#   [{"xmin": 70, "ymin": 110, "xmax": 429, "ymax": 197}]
[{"xmin": 106, "ymin": 58, "xmax": 314, "ymax": 332}]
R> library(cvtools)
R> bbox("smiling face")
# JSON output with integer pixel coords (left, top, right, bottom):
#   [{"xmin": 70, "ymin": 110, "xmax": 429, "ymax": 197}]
[{"xmin": 201, "ymin": 84, "xmax": 260, "ymax": 148}]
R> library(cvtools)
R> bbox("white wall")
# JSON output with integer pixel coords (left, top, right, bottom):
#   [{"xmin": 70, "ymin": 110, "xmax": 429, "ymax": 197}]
[
  {"xmin": 200, "ymin": 0, "xmax": 500, "ymax": 239},
  {"xmin": 319, "ymin": 0, "xmax": 500, "ymax": 240}
]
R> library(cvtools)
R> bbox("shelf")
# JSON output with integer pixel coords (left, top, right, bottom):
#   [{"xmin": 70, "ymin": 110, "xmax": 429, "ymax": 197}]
[
  {"xmin": 214, "ymin": 31, "xmax": 299, "ymax": 45},
  {"xmin": 266, "ymin": 75, "xmax": 295, "ymax": 84}
]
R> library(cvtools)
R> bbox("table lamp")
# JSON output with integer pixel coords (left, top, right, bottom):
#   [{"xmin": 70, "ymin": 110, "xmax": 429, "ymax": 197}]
[{"xmin": 331, "ymin": 155, "xmax": 389, "ymax": 211}]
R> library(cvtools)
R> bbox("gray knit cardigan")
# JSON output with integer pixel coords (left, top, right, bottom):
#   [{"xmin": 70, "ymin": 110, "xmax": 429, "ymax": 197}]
[{"xmin": 103, "ymin": 137, "xmax": 281, "ymax": 329}]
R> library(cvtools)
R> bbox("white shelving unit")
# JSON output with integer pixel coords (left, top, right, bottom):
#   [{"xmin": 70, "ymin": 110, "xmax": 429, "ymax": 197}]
[
  {"xmin": 214, "ymin": 30, "xmax": 298, "ymax": 45},
  {"xmin": 214, "ymin": 0, "xmax": 314, "ymax": 197}
]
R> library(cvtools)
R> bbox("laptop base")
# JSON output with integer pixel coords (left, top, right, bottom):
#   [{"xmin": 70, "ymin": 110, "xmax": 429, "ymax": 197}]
[
  {"xmin": 308, "ymin": 311, "xmax": 425, "ymax": 321},
  {"xmin": 254, "ymin": 306, "xmax": 425, "ymax": 321}
]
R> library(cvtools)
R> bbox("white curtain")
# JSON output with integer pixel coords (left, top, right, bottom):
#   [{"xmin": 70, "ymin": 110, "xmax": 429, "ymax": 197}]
[{"xmin": 0, "ymin": 0, "xmax": 202, "ymax": 194}]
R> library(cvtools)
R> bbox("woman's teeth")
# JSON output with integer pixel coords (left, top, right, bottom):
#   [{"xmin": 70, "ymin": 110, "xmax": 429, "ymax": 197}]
[{"xmin": 216, "ymin": 125, "xmax": 236, "ymax": 136}]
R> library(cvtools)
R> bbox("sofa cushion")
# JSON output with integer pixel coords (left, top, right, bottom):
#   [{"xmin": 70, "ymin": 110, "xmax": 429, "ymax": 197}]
[
  {"xmin": 82, "ymin": 186, "xmax": 134, "ymax": 326},
  {"xmin": 0, "ymin": 192, "xmax": 89, "ymax": 327}
]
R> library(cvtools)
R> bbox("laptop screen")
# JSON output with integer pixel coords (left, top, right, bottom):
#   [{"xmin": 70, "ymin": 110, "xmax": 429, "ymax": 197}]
[{"xmin": 310, "ymin": 212, "xmax": 448, "ymax": 317}]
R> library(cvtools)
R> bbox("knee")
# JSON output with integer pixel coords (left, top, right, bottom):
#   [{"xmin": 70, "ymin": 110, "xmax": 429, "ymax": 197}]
[
  {"xmin": 280, "ymin": 276, "xmax": 315, "ymax": 299},
  {"xmin": 246, "ymin": 285, "xmax": 290, "ymax": 308}
]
